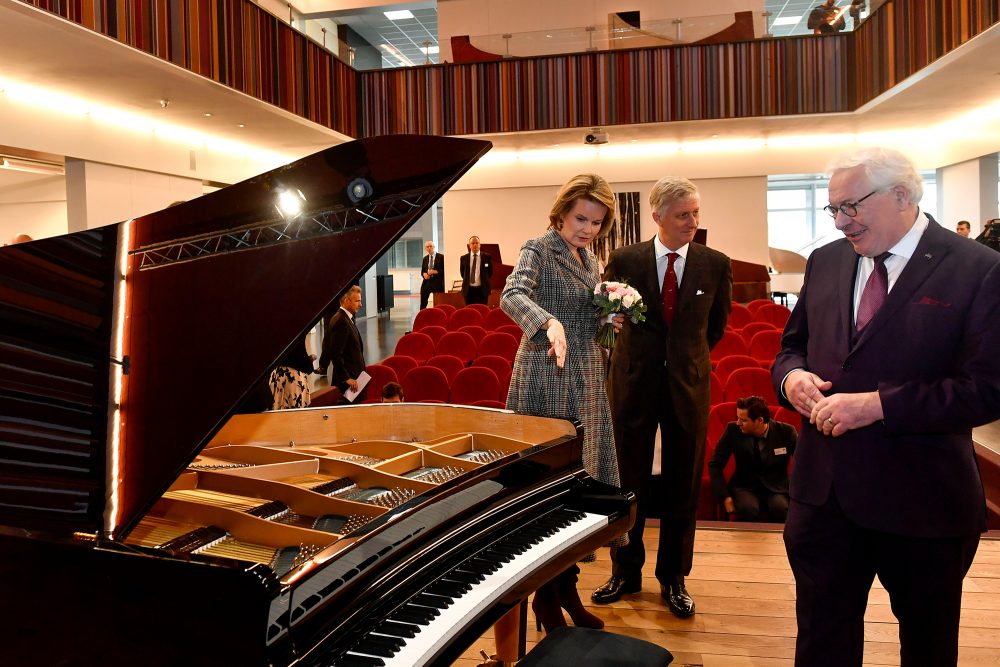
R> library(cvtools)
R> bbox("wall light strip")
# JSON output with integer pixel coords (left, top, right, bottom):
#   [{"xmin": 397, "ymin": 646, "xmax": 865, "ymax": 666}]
[
  {"xmin": 0, "ymin": 77, "xmax": 291, "ymax": 168},
  {"xmin": 104, "ymin": 218, "xmax": 132, "ymax": 536}
]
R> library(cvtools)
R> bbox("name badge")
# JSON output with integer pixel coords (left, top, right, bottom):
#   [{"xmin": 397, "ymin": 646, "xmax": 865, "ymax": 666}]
[{"xmin": 774, "ymin": 447, "xmax": 788, "ymax": 455}]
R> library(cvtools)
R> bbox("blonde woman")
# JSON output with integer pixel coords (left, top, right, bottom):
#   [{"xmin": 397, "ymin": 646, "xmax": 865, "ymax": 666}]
[{"xmin": 501, "ymin": 173, "xmax": 623, "ymax": 632}]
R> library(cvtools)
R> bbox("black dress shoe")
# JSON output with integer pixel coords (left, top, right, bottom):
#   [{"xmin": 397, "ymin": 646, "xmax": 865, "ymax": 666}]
[
  {"xmin": 591, "ymin": 574, "xmax": 641, "ymax": 604},
  {"xmin": 661, "ymin": 576, "xmax": 696, "ymax": 618}
]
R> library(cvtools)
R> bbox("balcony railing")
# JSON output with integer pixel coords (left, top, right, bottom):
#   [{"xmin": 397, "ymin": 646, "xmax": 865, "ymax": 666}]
[{"xmin": 16, "ymin": 0, "xmax": 1000, "ymax": 141}]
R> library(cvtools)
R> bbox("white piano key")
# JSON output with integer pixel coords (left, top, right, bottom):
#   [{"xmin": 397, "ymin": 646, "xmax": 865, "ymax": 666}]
[{"xmin": 348, "ymin": 510, "xmax": 608, "ymax": 667}]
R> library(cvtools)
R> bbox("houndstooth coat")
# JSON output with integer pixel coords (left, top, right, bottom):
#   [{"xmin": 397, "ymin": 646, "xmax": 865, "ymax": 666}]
[{"xmin": 501, "ymin": 229, "xmax": 622, "ymax": 493}]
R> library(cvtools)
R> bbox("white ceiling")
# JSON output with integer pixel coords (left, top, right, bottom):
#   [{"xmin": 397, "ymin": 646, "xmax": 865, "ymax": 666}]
[
  {"xmin": 0, "ymin": 0, "xmax": 999, "ymax": 193},
  {"xmin": 311, "ymin": 2, "xmax": 439, "ymax": 68}
]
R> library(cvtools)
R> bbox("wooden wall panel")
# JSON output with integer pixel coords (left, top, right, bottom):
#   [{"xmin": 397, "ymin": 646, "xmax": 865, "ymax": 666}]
[{"xmin": 15, "ymin": 0, "xmax": 1000, "ymax": 141}]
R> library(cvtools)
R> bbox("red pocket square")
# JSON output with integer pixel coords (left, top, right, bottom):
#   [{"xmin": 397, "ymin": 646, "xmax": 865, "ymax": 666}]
[{"xmin": 916, "ymin": 296, "xmax": 950, "ymax": 307}]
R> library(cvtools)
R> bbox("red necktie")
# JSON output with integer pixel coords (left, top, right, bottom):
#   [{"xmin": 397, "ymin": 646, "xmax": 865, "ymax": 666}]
[
  {"xmin": 662, "ymin": 252, "xmax": 679, "ymax": 324},
  {"xmin": 856, "ymin": 252, "xmax": 890, "ymax": 332}
]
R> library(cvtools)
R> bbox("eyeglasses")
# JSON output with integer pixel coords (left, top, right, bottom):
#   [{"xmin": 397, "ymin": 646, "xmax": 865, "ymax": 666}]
[{"xmin": 823, "ymin": 189, "xmax": 880, "ymax": 219}]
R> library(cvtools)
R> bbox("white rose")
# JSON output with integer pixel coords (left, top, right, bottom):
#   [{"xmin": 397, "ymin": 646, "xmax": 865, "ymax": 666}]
[
  {"xmin": 622, "ymin": 294, "xmax": 635, "ymax": 308},
  {"xmin": 609, "ymin": 292, "xmax": 622, "ymax": 302}
]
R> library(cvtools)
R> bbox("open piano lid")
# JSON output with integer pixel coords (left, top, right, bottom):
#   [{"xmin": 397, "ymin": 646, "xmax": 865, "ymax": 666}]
[{"xmin": 0, "ymin": 135, "xmax": 491, "ymax": 541}]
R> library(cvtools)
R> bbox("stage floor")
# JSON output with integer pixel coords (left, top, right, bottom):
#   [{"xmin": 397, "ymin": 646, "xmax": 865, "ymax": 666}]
[{"xmin": 455, "ymin": 525, "xmax": 1000, "ymax": 666}]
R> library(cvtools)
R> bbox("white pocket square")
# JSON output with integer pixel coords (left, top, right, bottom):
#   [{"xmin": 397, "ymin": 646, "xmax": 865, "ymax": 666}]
[{"xmin": 696, "ymin": 289, "xmax": 705, "ymax": 295}]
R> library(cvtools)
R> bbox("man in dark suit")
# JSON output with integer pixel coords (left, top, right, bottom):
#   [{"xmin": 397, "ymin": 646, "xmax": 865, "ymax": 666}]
[
  {"xmin": 419, "ymin": 240, "xmax": 444, "ymax": 309},
  {"xmin": 773, "ymin": 146, "xmax": 1000, "ymax": 666},
  {"xmin": 708, "ymin": 395, "xmax": 797, "ymax": 522},
  {"xmin": 318, "ymin": 285, "xmax": 367, "ymax": 404},
  {"xmin": 459, "ymin": 235, "xmax": 492, "ymax": 305},
  {"xmin": 592, "ymin": 176, "xmax": 732, "ymax": 617}
]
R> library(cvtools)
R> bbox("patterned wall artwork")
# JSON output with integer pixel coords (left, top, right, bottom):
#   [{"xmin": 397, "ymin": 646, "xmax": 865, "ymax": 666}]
[{"xmin": 593, "ymin": 191, "xmax": 640, "ymax": 266}]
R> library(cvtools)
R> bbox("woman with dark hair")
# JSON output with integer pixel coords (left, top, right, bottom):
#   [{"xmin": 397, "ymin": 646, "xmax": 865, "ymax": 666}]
[{"xmin": 500, "ymin": 173, "xmax": 624, "ymax": 632}]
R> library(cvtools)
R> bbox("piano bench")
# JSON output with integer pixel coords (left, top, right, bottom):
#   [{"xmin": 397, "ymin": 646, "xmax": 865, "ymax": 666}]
[{"xmin": 517, "ymin": 626, "xmax": 673, "ymax": 666}]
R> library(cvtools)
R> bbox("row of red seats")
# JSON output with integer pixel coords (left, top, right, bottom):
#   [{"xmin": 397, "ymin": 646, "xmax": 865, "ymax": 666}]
[
  {"xmin": 710, "ymin": 365, "xmax": 779, "ymax": 406},
  {"xmin": 413, "ymin": 304, "xmax": 516, "ymax": 333},
  {"xmin": 411, "ymin": 324, "xmax": 523, "ymax": 350},
  {"xmin": 728, "ymin": 300, "xmax": 791, "ymax": 330},
  {"xmin": 711, "ymin": 328, "xmax": 782, "ymax": 366},
  {"xmin": 362, "ymin": 358, "xmax": 511, "ymax": 406},
  {"xmin": 698, "ymin": 400, "xmax": 802, "ymax": 521},
  {"xmin": 394, "ymin": 329, "xmax": 520, "ymax": 365}
]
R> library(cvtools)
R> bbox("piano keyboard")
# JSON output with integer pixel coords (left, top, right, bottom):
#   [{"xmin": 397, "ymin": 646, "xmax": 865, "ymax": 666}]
[{"xmin": 323, "ymin": 507, "xmax": 609, "ymax": 667}]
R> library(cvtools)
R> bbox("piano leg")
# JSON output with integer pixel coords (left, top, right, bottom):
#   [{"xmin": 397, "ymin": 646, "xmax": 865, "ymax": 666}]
[{"xmin": 494, "ymin": 600, "xmax": 527, "ymax": 663}]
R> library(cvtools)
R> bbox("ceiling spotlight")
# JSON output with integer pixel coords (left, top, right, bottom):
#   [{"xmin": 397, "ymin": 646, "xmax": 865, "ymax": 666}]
[
  {"xmin": 203, "ymin": 112, "xmax": 213, "ymax": 117},
  {"xmin": 159, "ymin": 99, "xmax": 170, "ymax": 109},
  {"xmin": 238, "ymin": 124, "xmax": 245, "ymax": 128},
  {"xmin": 275, "ymin": 188, "xmax": 306, "ymax": 219}
]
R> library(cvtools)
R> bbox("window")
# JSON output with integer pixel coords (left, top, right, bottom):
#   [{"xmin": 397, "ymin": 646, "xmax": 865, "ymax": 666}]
[
  {"xmin": 388, "ymin": 239, "xmax": 424, "ymax": 269},
  {"xmin": 768, "ymin": 172, "xmax": 937, "ymax": 257}
]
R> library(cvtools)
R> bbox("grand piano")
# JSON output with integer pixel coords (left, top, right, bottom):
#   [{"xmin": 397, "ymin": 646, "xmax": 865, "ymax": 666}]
[{"xmin": 0, "ymin": 135, "xmax": 635, "ymax": 667}]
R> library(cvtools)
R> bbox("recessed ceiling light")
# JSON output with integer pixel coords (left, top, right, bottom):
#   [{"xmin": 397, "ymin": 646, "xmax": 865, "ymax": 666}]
[
  {"xmin": 203, "ymin": 112, "xmax": 213, "ymax": 117},
  {"xmin": 420, "ymin": 45, "xmax": 440, "ymax": 54},
  {"xmin": 238, "ymin": 124, "xmax": 245, "ymax": 128},
  {"xmin": 384, "ymin": 10, "xmax": 414, "ymax": 20},
  {"xmin": 773, "ymin": 16, "xmax": 802, "ymax": 26}
]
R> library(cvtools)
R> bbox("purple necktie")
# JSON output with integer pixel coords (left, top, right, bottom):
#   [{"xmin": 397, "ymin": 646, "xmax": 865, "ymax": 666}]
[
  {"xmin": 856, "ymin": 252, "xmax": 891, "ymax": 332},
  {"xmin": 661, "ymin": 252, "xmax": 679, "ymax": 324}
]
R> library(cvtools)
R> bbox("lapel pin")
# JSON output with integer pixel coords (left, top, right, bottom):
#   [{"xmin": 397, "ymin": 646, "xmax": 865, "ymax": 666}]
[{"xmin": 924, "ymin": 253, "xmax": 932, "ymax": 259}]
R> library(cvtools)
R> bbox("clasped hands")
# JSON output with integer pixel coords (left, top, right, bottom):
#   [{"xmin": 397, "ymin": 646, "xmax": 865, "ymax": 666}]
[{"xmin": 783, "ymin": 369, "xmax": 883, "ymax": 437}]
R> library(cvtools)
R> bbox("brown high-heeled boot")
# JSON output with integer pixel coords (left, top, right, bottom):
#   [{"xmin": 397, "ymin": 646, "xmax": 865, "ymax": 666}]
[
  {"xmin": 530, "ymin": 580, "xmax": 567, "ymax": 633},
  {"xmin": 556, "ymin": 567, "xmax": 604, "ymax": 629}
]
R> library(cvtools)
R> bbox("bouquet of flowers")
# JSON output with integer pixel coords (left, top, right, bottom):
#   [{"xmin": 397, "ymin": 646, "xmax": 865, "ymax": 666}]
[{"xmin": 593, "ymin": 280, "xmax": 647, "ymax": 349}]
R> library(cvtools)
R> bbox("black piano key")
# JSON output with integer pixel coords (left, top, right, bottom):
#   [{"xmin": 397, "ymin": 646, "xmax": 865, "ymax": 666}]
[
  {"xmin": 391, "ymin": 606, "xmax": 436, "ymax": 625},
  {"xmin": 427, "ymin": 580, "xmax": 469, "ymax": 598},
  {"xmin": 493, "ymin": 541, "xmax": 530, "ymax": 556},
  {"xmin": 451, "ymin": 568, "xmax": 486, "ymax": 583},
  {"xmin": 413, "ymin": 592, "xmax": 452, "ymax": 609},
  {"xmin": 352, "ymin": 636, "xmax": 402, "ymax": 658},
  {"xmin": 470, "ymin": 558, "xmax": 502, "ymax": 574},
  {"xmin": 376, "ymin": 620, "xmax": 419, "ymax": 639},
  {"xmin": 334, "ymin": 653, "xmax": 385, "ymax": 667}
]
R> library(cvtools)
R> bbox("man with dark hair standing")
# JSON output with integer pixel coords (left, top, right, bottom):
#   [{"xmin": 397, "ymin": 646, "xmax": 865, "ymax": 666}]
[
  {"xmin": 419, "ymin": 240, "xmax": 444, "ymax": 309},
  {"xmin": 708, "ymin": 396, "xmax": 797, "ymax": 523},
  {"xmin": 318, "ymin": 285, "xmax": 367, "ymax": 404},
  {"xmin": 459, "ymin": 235, "xmax": 492, "ymax": 305},
  {"xmin": 592, "ymin": 176, "xmax": 732, "ymax": 618},
  {"xmin": 774, "ymin": 146, "xmax": 1000, "ymax": 666},
  {"xmin": 955, "ymin": 220, "xmax": 971, "ymax": 237}
]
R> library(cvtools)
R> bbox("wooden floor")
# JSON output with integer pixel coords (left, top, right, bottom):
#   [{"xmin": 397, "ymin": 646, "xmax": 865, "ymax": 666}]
[
  {"xmin": 355, "ymin": 296, "xmax": 1000, "ymax": 665},
  {"xmin": 452, "ymin": 525, "xmax": 1000, "ymax": 666}
]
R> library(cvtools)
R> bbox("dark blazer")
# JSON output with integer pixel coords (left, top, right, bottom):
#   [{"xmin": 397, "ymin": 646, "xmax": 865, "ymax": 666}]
[
  {"xmin": 420, "ymin": 252, "xmax": 445, "ymax": 293},
  {"xmin": 318, "ymin": 308, "xmax": 366, "ymax": 397},
  {"xmin": 772, "ymin": 218, "xmax": 1000, "ymax": 539},
  {"xmin": 459, "ymin": 251, "xmax": 493, "ymax": 299},
  {"xmin": 708, "ymin": 421, "xmax": 797, "ymax": 501},
  {"xmin": 606, "ymin": 239, "xmax": 732, "ymax": 449}
]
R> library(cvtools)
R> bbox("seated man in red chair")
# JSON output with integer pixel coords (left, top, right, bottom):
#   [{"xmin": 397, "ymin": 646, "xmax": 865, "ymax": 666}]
[{"xmin": 708, "ymin": 395, "xmax": 797, "ymax": 522}]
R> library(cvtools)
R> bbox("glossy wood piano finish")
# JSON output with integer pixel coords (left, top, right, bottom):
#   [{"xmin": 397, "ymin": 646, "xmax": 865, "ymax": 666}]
[
  {"xmin": 0, "ymin": 136, "xmax": 634, "ymax": 667},
  {"xmin": 0, "ymin": 404, "xmax": 632, "ymax": 667}
]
